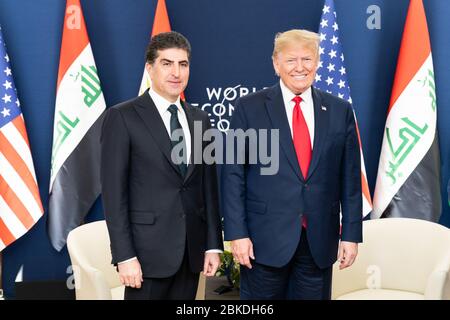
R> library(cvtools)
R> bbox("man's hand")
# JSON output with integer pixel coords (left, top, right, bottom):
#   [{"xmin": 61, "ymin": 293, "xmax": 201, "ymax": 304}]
[
  {"xmin": 118, "ymin": 259, "xmax": 143, "ymax": 288},
  {"xmin": 203, "ymin": 252, "xmax": 221, "ymax": 277},
  {"xmin": 231, "ymin": 238, "xmax": 255, "ymax": 269},
  {"xmin": 337, "ymin": 241, "xmax": 358, "ymax": 270}
]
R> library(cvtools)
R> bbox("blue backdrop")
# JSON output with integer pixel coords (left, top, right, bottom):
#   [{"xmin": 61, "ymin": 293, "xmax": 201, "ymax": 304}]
[{"xmin": 0, "ymin": 0, "xmax": 449, "ymax": 298}]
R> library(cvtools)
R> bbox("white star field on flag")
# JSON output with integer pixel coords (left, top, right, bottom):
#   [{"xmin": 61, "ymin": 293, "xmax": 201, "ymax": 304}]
[
  {"xmin": 314, "ymin": 1, "xmax": 352, "ymax": 104},
  {"xmin": 0, "ymin": 28, "xmax": 21, "ymax": 125}
]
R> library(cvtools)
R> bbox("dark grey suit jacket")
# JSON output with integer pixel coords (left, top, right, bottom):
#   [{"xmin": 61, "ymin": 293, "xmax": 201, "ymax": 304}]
[{"xmin": 101, "ymin": 90, "xmax": 223, "ymax": 278}]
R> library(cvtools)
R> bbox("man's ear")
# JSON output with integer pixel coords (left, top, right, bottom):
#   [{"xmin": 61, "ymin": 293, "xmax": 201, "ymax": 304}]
[
  {"xmin": 272, "ymin": 57, "xmax": 280, "ymax": 77},
  {"xmin": 145, "ymin": 62, "xmax": 152, "ymax": 76}
]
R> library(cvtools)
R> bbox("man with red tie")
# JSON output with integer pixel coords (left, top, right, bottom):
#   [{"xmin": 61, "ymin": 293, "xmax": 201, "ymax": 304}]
[{"xmin": 221, "ymin": 29, "xmax": 362, "ymax": 299}]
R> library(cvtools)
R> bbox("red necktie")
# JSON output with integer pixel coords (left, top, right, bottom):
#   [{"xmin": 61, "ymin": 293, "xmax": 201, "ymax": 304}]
[{"xmin": 292, "ymin": 96, "xmax": 312, "ymax": 228}]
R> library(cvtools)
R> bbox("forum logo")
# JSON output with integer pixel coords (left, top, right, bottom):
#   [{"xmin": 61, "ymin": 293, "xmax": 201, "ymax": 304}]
[{"xmin": 191, "ymin": 85, "xmax": 266, "ymax": 132}]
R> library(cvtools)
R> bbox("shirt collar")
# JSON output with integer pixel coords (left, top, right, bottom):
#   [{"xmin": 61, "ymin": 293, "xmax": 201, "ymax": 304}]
[
  {"xmin": 148, "ymin": 87, "xmax": 182, "ymax": 114},
  {"xmin": 279, "ymin": 79, "xmax": 313, "ymax": 106}
]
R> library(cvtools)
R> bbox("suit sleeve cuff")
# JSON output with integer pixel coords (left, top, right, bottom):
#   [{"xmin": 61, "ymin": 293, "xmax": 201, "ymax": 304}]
[
  {"xmin": 205, "ymin": 249, "xmax": 223, "ymax": 254},
  {"xmin": 117, "ymin": 256, "xmax": 137, "ymax": 264}
]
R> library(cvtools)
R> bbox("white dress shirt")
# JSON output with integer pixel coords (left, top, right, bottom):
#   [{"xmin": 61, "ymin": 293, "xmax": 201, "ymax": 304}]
[
  {"xmin": 279, "ymin": 80, "xmax": 315, "ymax": 147},
  {"xmin": 149, "ymin": 87, "xmax": 191, "ymax": 164}
]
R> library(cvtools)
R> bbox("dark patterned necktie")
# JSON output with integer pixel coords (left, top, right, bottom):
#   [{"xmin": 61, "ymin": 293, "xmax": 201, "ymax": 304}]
[{"xmin": 167, "ymin": 104, "xmax": 187, "ymax": 177}]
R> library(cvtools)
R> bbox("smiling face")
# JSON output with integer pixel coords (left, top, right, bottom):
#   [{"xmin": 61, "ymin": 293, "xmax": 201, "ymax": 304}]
[
  {"xmin": 145, "ymin": 47, "xmax": 190, "ymax": 102},
  {"xmin": 272, "ymin": 43, "xmax": 319, "ymax": 95}
]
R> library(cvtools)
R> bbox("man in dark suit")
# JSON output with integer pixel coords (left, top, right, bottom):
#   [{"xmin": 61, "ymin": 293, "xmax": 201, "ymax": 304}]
[
  {"xmin": 101, "ymin": 31, "xmax": 223, "ymax": 300},
  {"xmin": 222, "ymin": 29, "xmax": 362, "ymax": 299}
]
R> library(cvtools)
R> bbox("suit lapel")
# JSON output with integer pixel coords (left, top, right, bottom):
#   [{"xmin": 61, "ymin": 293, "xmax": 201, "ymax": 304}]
[
  {"xmin": 134, "ymin": 91, "xmax": 182, "ymax": 177},
  {"xmin": 306, "ymin": 87, "xmax": 329, "ymax": 180},
  {"xmin": 265, "ymin": 84, "xmax": 304, "ymax": 182}
]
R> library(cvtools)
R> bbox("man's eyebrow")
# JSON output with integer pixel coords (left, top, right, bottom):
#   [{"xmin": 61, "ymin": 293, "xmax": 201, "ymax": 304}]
[{"xmin": 159, "ymin": 58, "xmax": 189, "ymax": 64}]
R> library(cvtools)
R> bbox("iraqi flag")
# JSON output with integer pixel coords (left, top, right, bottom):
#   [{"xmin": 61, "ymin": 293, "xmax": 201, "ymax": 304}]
[
  {"xmin": 372, "ymin": 0, "xmax": 441, "ymax": 221},
  {"xmin": 138, "ymin": 0, "xmax": 171, "ymax": 95},
  {"xmin": 48, "ymin": 0, "xmax": 106, "ymax": 251}
]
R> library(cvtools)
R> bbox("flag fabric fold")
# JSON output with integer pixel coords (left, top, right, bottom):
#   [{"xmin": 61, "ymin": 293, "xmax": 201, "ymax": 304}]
[
  {"xmin": 372, "ymin": 0, "xmax": 441, "ymax": 221},
  {"xmin": 48, "ymin": 0, "xmax": 106, "ymax": 251},
  {"xmin": 0, "ymin": 26, "xmax": 43, "ymax": 251},
  {"xmin": 314, "ymin": 0, "xmax": 372, "ymax": 217}
]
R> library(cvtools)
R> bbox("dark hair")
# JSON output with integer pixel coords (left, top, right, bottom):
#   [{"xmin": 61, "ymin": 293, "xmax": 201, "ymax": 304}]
[{"xmin": 145, "ymin": 31, "xmax": 191, "ymax": 64}]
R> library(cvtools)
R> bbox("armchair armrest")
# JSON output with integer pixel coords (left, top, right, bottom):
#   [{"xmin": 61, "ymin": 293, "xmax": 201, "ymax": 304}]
[{"xmin": 74, "ymin": 264, "xmax": 113, "ymax": 300}]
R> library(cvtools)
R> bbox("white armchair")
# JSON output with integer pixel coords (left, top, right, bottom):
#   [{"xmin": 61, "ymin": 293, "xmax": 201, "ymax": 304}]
[
  {"xmin": 332, "ymin": 218, "xmax": 450, "ymax": 300},
  {"xmin": 67, "ymin": 220, "xmax": 206, "ymax": 300}
]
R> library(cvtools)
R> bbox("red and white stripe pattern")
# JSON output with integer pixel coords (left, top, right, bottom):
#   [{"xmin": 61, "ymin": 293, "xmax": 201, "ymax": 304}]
[
  {"xmin": 0, "ymin": 117, "xmax": 43, "ymax": 251},
  {"xmin": 1, "ymin": 26, "xmax": 43, "ymax": 251},
  {"xmin": 355, "ymin": 115, "xmax": 373, "ymax": 217},
  {"xmin": 314, "ymin": 0, "xmax": 372, "ymax": 217}
]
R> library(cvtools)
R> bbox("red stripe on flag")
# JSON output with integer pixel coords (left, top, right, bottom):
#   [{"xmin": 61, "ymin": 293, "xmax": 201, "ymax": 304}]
[
  {"xmin": 0, "ymin": 216, "xmax": 16, "ymax": 247},
  {"xmin": 57, "ymin": 0, "xmax": 89, "ymax": 89},
  {"xmin": 355, "ymin": 118, "xmax": 363, "ymax": 147},
  {"xmin": 0, "ymin": 173, "xmax": 36, "ymax": 230},
  {"xmin": 388, "ymin": 0, "xmax": 431, "ymax": 113},
  {"xmin": 13, "ymin": 116, "xmax": 30, "ymax": 147},
  {"xmin": 151, "ymin": 0, "xmax": 171, "ymax": 36},
  {"xmin": 13, "ymin": 118, "xmax": 44, "ymax": 212},
  {"xmin": 362, "ymin": 174, "xmax": 372, "ymax": 206},
  {"xmin": 355, "ymin": 114, "xmax": 372, "ymax": 207},
  {"xmin": 0, "ymin": 132, "xmax": 43, "ymax": 213}
]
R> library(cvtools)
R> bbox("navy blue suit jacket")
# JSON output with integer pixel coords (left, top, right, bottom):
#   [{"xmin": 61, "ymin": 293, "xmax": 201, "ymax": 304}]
[{"xmin": 221, "ymin": 84, "xmax": 362, "ymax": 269}]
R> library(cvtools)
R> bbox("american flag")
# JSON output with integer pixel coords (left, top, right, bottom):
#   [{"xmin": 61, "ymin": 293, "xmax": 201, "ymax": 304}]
[
  {"xmin": 314, "ymin": 0, "xmax": 373, "ymax": 217},
  {"xmin": 314, "ymin": 0, "xmax": 351, "ymax": 102},
  {"xmin": 0, "ymin": 26, "xmax": 43, "ymax": 251}
]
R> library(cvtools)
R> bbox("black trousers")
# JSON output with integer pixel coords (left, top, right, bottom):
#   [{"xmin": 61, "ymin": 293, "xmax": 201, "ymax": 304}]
[
  {"xmin": 124, "ymin": 247, "xmax": 200, "ymax": 300},
  {"xmin": 240, "ymin": 228, "xmax": 333, "ymax": 300}
]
